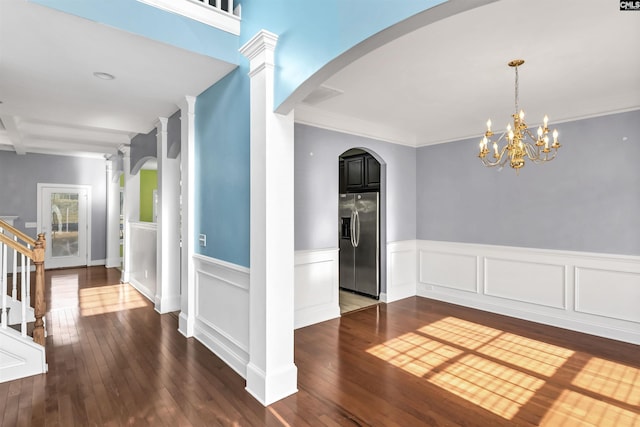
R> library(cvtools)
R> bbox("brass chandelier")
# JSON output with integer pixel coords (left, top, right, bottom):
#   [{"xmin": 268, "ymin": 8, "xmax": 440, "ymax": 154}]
[{"xmin": 478, "ymin": 59, "xmax": 560, "ymax": 171}]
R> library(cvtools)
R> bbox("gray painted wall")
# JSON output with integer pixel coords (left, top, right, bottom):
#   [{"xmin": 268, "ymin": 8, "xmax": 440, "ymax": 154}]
[
  {"xmin": 130, "ymin": 128, "xmax": 157, "ymax": 174},
  {"xmin": 416, "ymin": 110, "xmax": 640, "ymax": 255},
  {"xmin": 167, "ymin": 110, "xmax": 181, "ymax": 159},
  {"xmin": 0, "ymin": 151, "xmax": 108, "ymax": 261},
  {"xmin": 294, "ymin": 123, "xmax": 417, "ymax": 251}
]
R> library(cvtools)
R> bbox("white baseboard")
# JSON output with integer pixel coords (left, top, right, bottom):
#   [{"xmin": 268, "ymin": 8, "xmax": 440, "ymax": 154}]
[
  {"xmin": 193, "ymin": 254, "xmax": 250, "ymax": 378},
  {"xmin": 88, "ymin": 259, "xmax": 106, "ymax": 267},
  {"xmin": 294, "ymin": 248, "xmax": 340, "ymax": 329},
  {"xmin": 154, "ymin": 294, "xmax": 181, "ymax": 314},
  {"xmin": 416, "ymin": 240, "xmax": 640, "ymax": 345},
  {"xmin": 128, "ymin": 278, "xmax": 155, "ymax": 303}
]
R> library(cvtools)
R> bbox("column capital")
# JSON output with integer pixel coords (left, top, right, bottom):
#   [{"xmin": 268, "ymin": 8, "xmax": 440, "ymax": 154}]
[
  {"xmin": 156, "ymin": 116, "xmax": 168, "ymax": 131},
  {"xmin": 119, "ymin": 144, "xmax": 131, "ymax": 156},
  {"xmin": 239, "ymin": 30, "xmax": 278, "ymax": 73},
  {"xmin": 179, "ymin": 96, "xmax": 196, "ymax": 114}
]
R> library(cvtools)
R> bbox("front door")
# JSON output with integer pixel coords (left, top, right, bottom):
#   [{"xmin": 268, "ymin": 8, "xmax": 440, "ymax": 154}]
[{"xmin": 38, "ymin": 184, "xmax": 90, "ymax": 269}]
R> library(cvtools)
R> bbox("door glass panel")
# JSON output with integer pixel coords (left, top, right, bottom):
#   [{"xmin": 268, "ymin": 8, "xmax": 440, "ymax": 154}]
[{"xmin": 50, "ymin": 192, "xmax": 79, "ymax": 258}]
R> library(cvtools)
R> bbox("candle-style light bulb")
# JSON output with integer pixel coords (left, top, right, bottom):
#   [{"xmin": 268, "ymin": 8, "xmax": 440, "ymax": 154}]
[
  {"xmin": 544, "ymin": 136, "xmax": 549, "ymax": 150},
  {"xmin": 508, "ymin": 130, "xmax": 514, "ymax": 141},
  {"xmin": 537, "ymin": 126, "xmax": 543, "ymax": 138},
  {"xmin": 543, "ymin": 115, "xmax": 549, "ymax": 128},
  {"xmin": 519, "ymin": 110, "xmax": 525, "ymax": 120},
  {"xmin": 493, "ymin": 142, "xmax": 498, "ymax": 156},
  {"xmin": 553, "ymin": 129, "xmax": 558, "ymax": 143},
  {"xmin": 486, "ymin": 119, "xmax": 492, "ymax": 132}
]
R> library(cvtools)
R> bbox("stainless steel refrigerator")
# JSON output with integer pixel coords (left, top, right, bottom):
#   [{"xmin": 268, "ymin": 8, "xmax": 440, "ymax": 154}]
[{"xmin": 339, "ymin": 192, "xmax": 379, "ymax": 298}]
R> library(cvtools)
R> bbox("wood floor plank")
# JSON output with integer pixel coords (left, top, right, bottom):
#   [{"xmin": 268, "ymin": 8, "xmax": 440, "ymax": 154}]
[{"xmin": 3, "ymin": 266, "xmax": 639, "ymax": 426}]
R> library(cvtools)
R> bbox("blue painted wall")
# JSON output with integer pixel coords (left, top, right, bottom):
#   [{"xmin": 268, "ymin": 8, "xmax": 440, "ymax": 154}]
[
  {"xmin": 194, "ymin": 66, "xmax": 250, "ymax": 267},
  {"xmin": 240, "ymin": 0, "xmax": 447, "ymax": 109}
]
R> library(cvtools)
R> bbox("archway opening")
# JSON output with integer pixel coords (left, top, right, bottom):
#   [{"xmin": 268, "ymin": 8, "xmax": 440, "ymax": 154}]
[{"xmin": 338, "ymin": 148, "xmax": 383, "ymax": 314}]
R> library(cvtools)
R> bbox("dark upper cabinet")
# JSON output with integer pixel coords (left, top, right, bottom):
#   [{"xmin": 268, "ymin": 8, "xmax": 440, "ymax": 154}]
[
  {"xmin": 341, "ymin": 153, "xmax": 380, "ymax": 193},
  {"xmin": 365, "ymin": 155, "xmax": 380, "ymax": 189}
]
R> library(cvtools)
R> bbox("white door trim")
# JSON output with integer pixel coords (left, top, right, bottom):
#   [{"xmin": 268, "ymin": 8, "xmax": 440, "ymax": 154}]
[{"xmin": 37, "ymin": 183, "xmax": 92, "ymax": 268}]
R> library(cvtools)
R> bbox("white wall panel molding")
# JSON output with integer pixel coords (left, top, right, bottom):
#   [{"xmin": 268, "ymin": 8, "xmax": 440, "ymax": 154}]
[
  {"xmin": 384, "ymin": 241, "xmax": 418, "ymax": 303},
  {"xmin": 575, "ymin": 267, "xmax": 640, "ymax": 323},
  {"xmin": 419, "ymin": 249, "xmax": 478, "ymax": 293},
  {"xmin": 484, "ymin": 258, "xmax": 567, "ymax": 309},
  {"xmin": 193, "ymin": 255, "xmax": 249, "ymax": 378},
  {"xmin": 294, "ymin": 248, "xmax": 340, "ymax": 329},
  {"xmin": 127, "ymin": 222, "xmax": 157, "ymax": 303},
  {"xmin": 416, "ymin": 240, "xmax": 640, "ymax": 345}
]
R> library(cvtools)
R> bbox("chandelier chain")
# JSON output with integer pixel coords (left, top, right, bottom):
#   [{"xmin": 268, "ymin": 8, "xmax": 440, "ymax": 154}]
[{"xmin": 514, "ymin": 64, "xmax": 519, "ymax": 115}]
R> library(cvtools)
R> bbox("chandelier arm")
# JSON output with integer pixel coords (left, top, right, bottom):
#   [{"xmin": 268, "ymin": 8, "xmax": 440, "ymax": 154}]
[
  {"xmin": 529, "ymin": 150, "xmax": 558, "ymax": 164},
  {"xmin": 523, "ymin": 128, "xmax": 539, "ymax": 142},
  {"xmin": 523, "ymin": 143, "xmax": 539, "ymax": 161},
  {"xmin": 480, "ymin": 145, "xmax": 509, "ymax": 167}
]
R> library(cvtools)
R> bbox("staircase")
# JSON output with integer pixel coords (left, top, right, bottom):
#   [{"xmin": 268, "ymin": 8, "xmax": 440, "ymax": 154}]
[{"xmin": 0, "ymin": 219, "xmax": 47, "ymax": 383}]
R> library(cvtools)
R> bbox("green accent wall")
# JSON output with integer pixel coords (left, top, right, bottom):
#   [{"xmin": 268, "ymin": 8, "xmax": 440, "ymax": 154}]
[{"xmin": 140, "ymin": 170, "xmax": 157, "ymax": 222}]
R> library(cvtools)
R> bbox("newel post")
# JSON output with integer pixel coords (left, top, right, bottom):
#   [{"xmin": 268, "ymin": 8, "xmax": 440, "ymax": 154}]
[{"xmin": 32, "ymin": 233, "xmax": 46, "ymax": 346}]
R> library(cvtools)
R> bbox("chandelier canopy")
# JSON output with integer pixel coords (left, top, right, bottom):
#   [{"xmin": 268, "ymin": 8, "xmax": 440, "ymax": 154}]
[{"xmin": 478, "ymin": 59, "xmax": 560, "ymax": 171}]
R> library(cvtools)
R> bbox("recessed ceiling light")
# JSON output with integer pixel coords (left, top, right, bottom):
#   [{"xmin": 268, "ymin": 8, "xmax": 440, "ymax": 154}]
[{"xmin": 93, "ymin": 72, "xmax": 115, "ymax": 80}]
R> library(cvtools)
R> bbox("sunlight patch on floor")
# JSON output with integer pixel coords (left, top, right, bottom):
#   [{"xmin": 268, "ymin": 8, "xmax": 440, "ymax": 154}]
[
  {"xmin": 572, "ymin": 357, "xmax": 640, "ymax": 406},
  {"xmin": 79, "ymin": 283, "xmax": 148, "ymax": 316},
  {"xmin": 417, "ymin": 316, "xmax": 503, "ymax": 350},
  {"xmin": 428, "ymin": 354, "xmax": 545, "ymax": 419},
  {"xmin": 540, "ymin": 389, "xmax": 640, "ymax": 426},
  {"xmin": 367, "ymin": 316, "xmax": 579, "ymax": 421},
  {"xmin": 477, "ymin": 332, "xmax": 573, "ymax": 377}
]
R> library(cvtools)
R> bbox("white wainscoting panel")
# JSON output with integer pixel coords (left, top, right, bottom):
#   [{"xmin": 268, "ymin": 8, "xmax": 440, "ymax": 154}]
[
  {"xmin": 419, "ymin": 250, "xmax": 477, "ymax": 293},
  {"xmin": 384, "ymin": 241, "xmax": 417, "ymax": 303},
  {"xmin": 576, "ymin": 267, "xmax": 640, "ymax": 323},
  {"xmin": 128, "ymin": 222, "xmax": 157, "ymax": 302},
  {"xmin": 193, "ymin": 255, "xmax": 250, "ymax": 377},
  {"xmin": 294, "ymin": 249, "xmax": 340, "ymax": 329},
  {"xmin": 484, "ymin": 258, "xmax": 566, "ymax": 309},
  {"xmin": 416, "ymin": 240, "xmax": 640, "ymax": 345}
]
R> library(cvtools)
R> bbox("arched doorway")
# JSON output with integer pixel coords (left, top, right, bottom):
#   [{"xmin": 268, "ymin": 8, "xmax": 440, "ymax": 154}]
[{"xmin": 338, "ymin": 148, "xmax": 382, "ymax": 313}]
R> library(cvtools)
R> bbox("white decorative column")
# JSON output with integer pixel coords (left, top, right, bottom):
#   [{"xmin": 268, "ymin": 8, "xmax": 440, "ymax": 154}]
[
  {"xmin": 240, "ymin": 30, "xmax": 297, "ymax": 406},
  {"xmin": 105, "ymin": 158, "xmax": 121, "ymax": 268},
  {"xmin": 121, "ymin": 145, "xmax": 139, "ymax": 283},
  {"xmin": 155, "ymin": 117, "xmax": 181, "ymax": 313},
  {"xmin": 179, "ymin": 96, "xmax": 196, "ymax": 337}
]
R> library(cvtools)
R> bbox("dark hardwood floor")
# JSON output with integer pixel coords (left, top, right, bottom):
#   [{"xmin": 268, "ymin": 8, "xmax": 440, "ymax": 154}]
[{"xmin": 2, "ymin": 267, "xmax": 639, "ymax": 426}]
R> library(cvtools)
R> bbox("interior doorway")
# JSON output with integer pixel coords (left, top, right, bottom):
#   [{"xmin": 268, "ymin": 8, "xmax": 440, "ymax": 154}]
[
  {"xmin": 338, "ymin": 148, "xmax": 382, "ymax": 314},
  {"xmin": 37, "ymin": 183, "xmax": 91, "ymax": 269}
]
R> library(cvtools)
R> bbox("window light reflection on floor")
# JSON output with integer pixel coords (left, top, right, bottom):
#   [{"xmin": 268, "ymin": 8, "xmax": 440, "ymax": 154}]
[
  {"xmin": 572, "ymin": 357, "xmax": 640, "ymax": 406},
  {"xmin": 540, "ymin": 389, "xmax": 639, "ymax": 426},
  {"xmin": 79, "ymin": 283, "xmax": 148, "ymax": 316},
  {"xmin": 366, "ymin": 316, "xmax": 575, "ymax": 421}
]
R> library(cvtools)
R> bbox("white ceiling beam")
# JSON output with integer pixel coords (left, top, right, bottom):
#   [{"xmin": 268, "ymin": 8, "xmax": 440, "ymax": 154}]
[
  {"xmin": 0, "ymin": 115, "xmax": 27, "ymax": 155},
  {"xmin": 18, "ymin": 121, "xmax": 132, "ymax": 145},
  {"xmin": 23, "ymin": 137, "xmax": 120, "ymax": 156}
]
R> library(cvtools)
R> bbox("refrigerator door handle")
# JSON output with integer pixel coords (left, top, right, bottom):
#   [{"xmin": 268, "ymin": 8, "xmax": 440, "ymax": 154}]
[
  {"xmin": 350, "ymin": 211, "xmax": 356, "ymax": 247},
  {"xmin": 353, "ymin": 210, "xmax": 360, "ymax": 248}
]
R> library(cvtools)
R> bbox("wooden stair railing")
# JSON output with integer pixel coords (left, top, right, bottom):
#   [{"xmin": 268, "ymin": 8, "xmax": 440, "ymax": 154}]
[{"xmin": 0, "ymin": 219, "xmax": 46, "ymax": 346}]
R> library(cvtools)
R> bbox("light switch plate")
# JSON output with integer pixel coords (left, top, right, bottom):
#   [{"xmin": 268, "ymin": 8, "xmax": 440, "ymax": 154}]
[{"xmin": 199, "ymin": 234, "xmax": 207, "ymax": 247}]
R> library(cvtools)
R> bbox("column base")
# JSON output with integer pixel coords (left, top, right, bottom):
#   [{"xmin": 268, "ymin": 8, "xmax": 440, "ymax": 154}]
[{"xmin": 245, "ymin": 361, "xmax": 298, "ymax": 406}]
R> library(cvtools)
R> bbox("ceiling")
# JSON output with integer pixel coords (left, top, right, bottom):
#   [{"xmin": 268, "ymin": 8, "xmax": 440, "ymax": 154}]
[
  {"xmin": 298, "ymin": 0, "xmax": 640, "ymax": 146},
  {"xmin": 0, "ymin": 0, "xmax": 236, "ymax": 158},
  {"xmin": 1, "ymin": 0, "xmax": 639, "ymax": 159}
]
